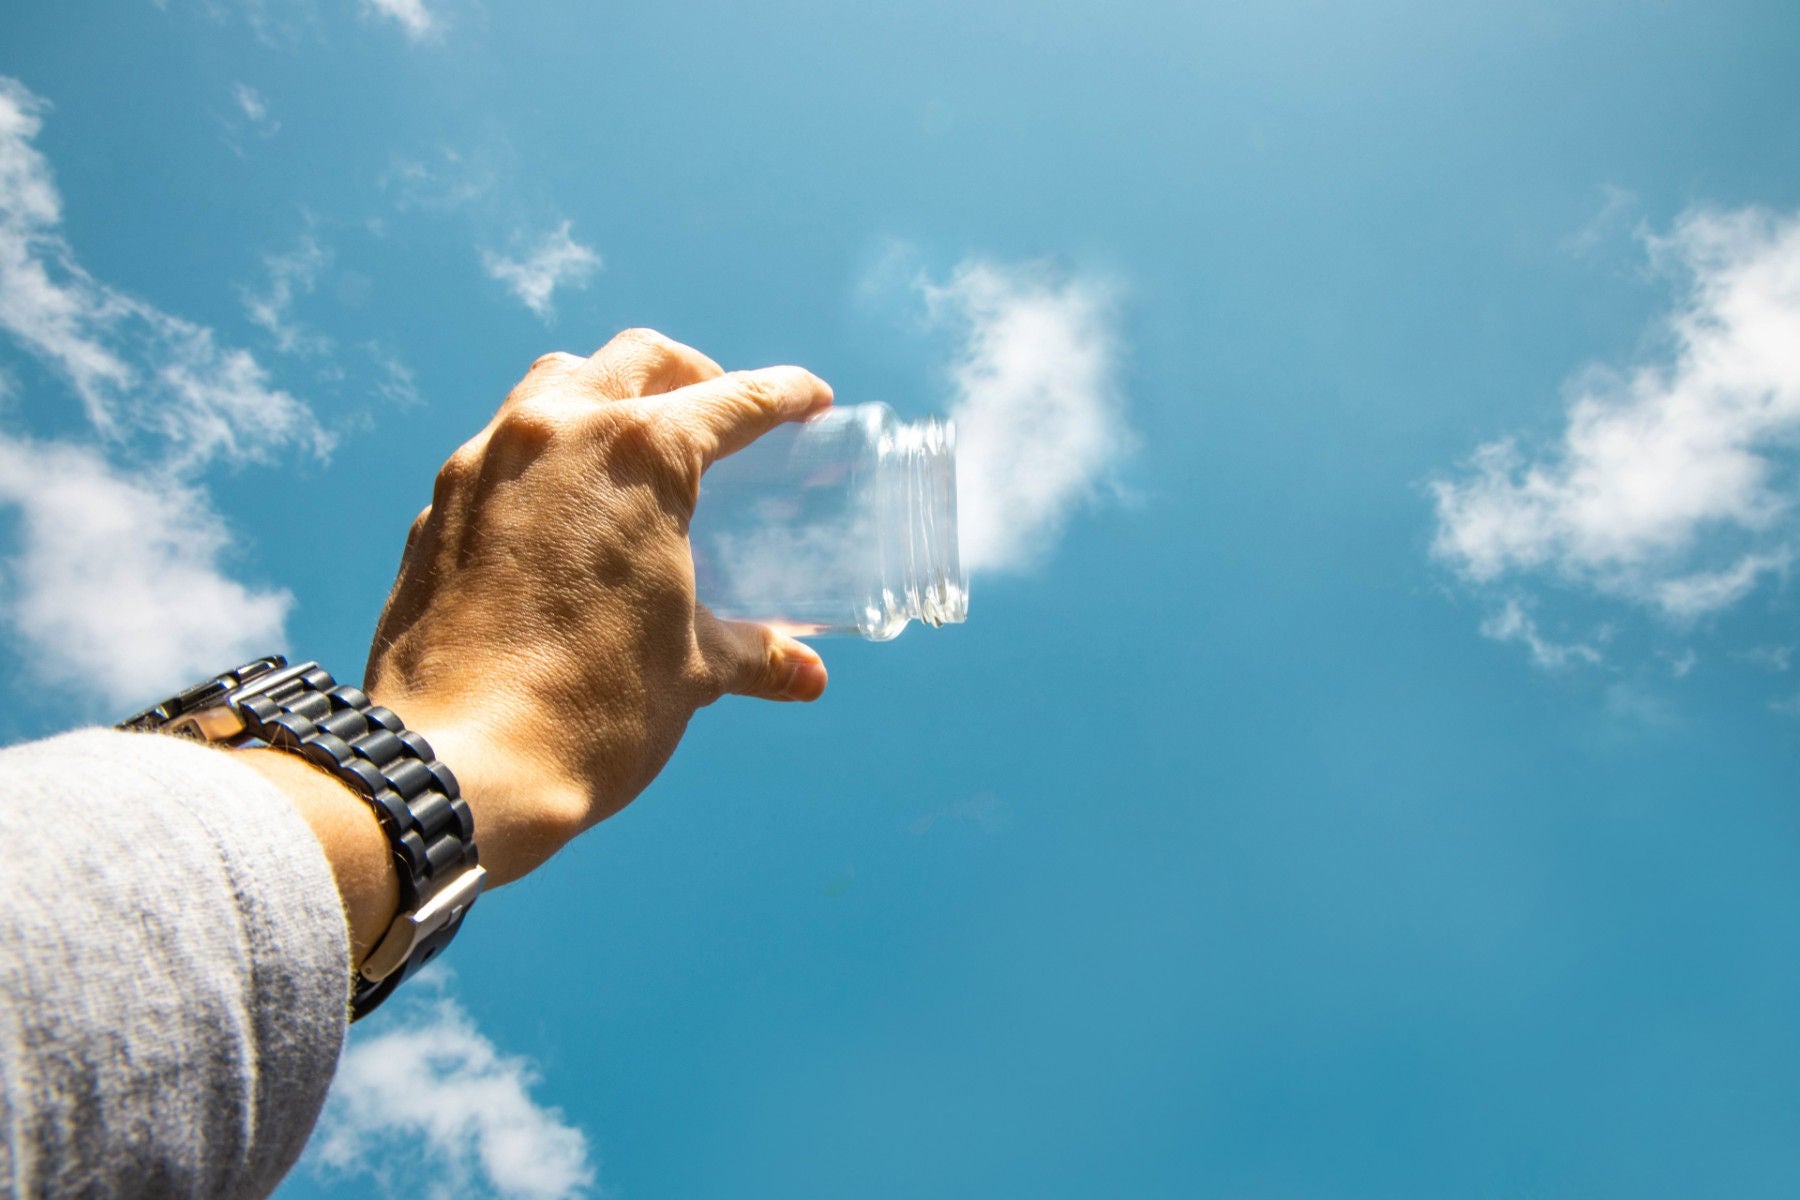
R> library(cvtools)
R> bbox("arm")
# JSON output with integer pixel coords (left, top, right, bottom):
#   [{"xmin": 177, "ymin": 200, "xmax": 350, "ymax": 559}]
[{"xmin": 0, "ymin": 330, "xmax": 833, "ymax": 1197}]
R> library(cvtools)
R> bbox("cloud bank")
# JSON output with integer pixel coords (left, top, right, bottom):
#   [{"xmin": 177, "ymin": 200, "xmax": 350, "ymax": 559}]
[
  {"xmin": 0, "ymin": 439, "xmax": 291, "ymax": 707},
  {"xmin": 483, "ymin": 221, "xmax": 601, "ymax": 319},
  {"xmin": 310, "ymin": 987, "xmax": 595, "ymax": 1200},
  {"xmin": 0, "ymin": 75, "xmax": 320, "ymax": 703},
  {"xmin": 1431, "ymin": 207, "xmax": 1800, "ymax": 628},
  {"xmin": 920, "ymin": 259, "xmax": 1132, "ymax": 575}
]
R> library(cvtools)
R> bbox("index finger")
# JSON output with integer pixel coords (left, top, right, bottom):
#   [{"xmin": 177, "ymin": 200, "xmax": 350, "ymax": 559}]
[
  {"xmin": 582, "ymin": 328, "xmax": 725, "ymax": 400},
  {"xmin": 655, "ymin": 365, "xmax": 834, "ymax": 468}
]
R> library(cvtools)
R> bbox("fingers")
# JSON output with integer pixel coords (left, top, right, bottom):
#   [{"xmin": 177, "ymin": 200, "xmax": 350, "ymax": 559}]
[
  {"xmin": 695, "ymin": 611, "xmax": 829, "ymax": 703},
  {"xmin": 584, "ymin": 328, "xmax": 724, "ymax": 399},
  {"xmin": 497, "ymin": 331, "xmax": 723, "ymax": 430},
  {"xmin": 656, "ymin": 365, "xmax": 834, "ymax": 469}
]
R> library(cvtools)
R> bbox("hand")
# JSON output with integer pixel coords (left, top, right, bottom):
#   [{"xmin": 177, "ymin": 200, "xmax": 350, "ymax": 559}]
[{"xmin": 362, "ymin": 329, "xmax": 833, "ymax": 886}]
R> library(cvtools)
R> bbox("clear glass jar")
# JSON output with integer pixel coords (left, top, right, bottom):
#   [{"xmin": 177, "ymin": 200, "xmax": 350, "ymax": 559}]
[{"xmin": 690, "ymin": 403, "xmax": 967, "ymax": 640}]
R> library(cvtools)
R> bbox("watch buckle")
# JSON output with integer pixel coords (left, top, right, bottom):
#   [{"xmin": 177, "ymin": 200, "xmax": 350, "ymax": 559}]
[
  {"xmin": 360, "ymin": 864, "xmax": 488, "ymax": 984},
  {"xmin": 166, "ymin": 707, "xmax": 251, "ymax": 743},
  {"xmin": 118, "ymin": 655, "xmax": 288, "ymax": 739}
]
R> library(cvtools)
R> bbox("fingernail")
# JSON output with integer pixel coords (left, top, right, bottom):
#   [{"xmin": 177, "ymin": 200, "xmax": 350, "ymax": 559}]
[{"xmin": 781, "ymin": 658, "xmax": 828, "ymax": 701}]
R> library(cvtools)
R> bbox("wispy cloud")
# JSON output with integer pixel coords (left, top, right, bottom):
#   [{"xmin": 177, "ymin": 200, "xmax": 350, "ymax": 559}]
[
  {"xmin": 1652, "ymin": 549, "xmax": 1790, "ymax": 620},
  {"xmin": 310, "ymin": 982, "xmax": 595, "ymax": 1200},
  {"xmin": 361, "ymin": 0, "xmax": 436, "ymax": 40},
  {"xmin": 1478, "ymin": 599, "xmax": 1603, "ymax": 670},
  {"xmin": 1741, "ymin": 644, "xmax": 1794, "ymax": 672},
  {"xmin": 482, "ymin": 221, "xmax": 601, "ymax": 319},
  {"xmin": 365, "ymin": 341, "xmax": 422, "ymax": 407},
  {"xmin": 0, "ymin": 75, "xmax": 318, "ymax": 702},
  {"xmin": 163, "ymin": 1, "xmax": 444, "ymax": 47},
  {"xmin": 1603, "ymin": 679, "xmax": 1680, "ymax": 729},
  {"xmin": 1431, "ymin": 207, "xmax": 1800, "ymax": 639},
  {"xmin": 241, "ymin": 231, "xmax": 331, "ymax": 355},
  {"xmin": 1563, "ymin": 185, "xmax": 1639, "ymax": 259},
  {"xmin": 1661, "ymin": 647, "xmax": 1698, "ymax": 679},
  {"xmin": 0, "ymin": 438, "xmax": 290, "ymax": 708},
  {"xmin": 917, "ymin": 258, "xmax": 1132, "ymax": 575},
  {"xmin": 910, "ymin": 789, "xmax": 1009, "ymax": 837},
  {"xmin": 380, "ymin": 148, "xmax": 494, "ymax": 216},
  {"xmin": 0, "ymin": 77, "xmax": 331, "ymax": 472},
  {"xmin": 155, "ymin": 0, "xmax": 320, "ymax": 50},
  {"xmin": 229, "ymin": 81, "xmax": 280, "ymax": 141}
]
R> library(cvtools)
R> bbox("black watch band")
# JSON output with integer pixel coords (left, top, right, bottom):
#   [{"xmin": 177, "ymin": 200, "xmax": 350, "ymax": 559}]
[{"xmin": 120, "ymin": 655, "xmax": 486, "ymax": 1020}]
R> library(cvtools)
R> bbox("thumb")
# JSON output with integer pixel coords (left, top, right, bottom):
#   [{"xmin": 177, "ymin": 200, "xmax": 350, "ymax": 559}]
[{"xmin": 696, "ymin": 611, "xmax": 829, "ymax": 703}]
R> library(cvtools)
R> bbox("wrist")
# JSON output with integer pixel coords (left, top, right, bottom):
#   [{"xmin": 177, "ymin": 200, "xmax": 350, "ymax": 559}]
[
  {"xmin": 361, "ymin": 687, "xmax": 588, "ymax": 887},
  {"xmin": 121, "ymin": 656, "xmax": 485, "ymax": 1019}
]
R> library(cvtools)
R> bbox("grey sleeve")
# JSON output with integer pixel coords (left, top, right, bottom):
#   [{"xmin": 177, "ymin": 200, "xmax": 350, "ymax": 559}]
[{"xmin": 0, "ymin": 728, "xmax": 351, "ymax": 1199}]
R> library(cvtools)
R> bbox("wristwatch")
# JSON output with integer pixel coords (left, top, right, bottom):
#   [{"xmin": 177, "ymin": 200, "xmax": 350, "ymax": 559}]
[{"xmin": 119, "ymin": 655, "xmax": 486, "ymax": 1020}]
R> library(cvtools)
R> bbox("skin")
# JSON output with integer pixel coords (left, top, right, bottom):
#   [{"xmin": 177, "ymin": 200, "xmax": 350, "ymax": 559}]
[{"xmin": 241, "ymin": 329, "xmax": 833, "ymax": 966}]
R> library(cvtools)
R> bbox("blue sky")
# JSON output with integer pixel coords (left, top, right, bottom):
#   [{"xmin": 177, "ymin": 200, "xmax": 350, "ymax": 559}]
[{"xmin": 4, "ymin": 0, "xmax": 1800, "ymax": 1196}]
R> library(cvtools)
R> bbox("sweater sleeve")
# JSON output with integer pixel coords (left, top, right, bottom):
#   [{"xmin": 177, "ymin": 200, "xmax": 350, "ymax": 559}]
[{"xmin": 0, "ymin": 728, "xmax": 351, "ymax": 1199}]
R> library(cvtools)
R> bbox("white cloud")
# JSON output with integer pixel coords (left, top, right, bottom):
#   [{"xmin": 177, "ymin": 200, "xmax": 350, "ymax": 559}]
[
  {"xmin": 241, "ymin": 232, "xmax": 331, "ymax": 355},
  {"xmin": 0, "ymin": 76, "xmax": 331, "ymax": 471},
  {"xmin": 0, "ymin": 437, "xmax": 290, "ymax": 708},
  {"xmin": 0, "ymin": 75, "xmax": 321, "ymax": 703},
  {"xmin": 311, "ymin": 986, "xmax": 595, "ymax": 1200},
  {"xmin": 230, "ymin": 82, "xmax": 279, "ymax": 139},
  {"xmin": 1479, "ymin": 599, "xmax": 1603, "ymax": 670},
  {"xmin": 1431, "ymin": 206, "xmax": 1800, "ymax": 623},
  {"xmin": 231, "ymin": 83, "xmax": 268, "ymax": 124},
  {"xmin": 919, "ymin": 259, "xmax": 1132, "ymax": 575},
  {"xmin": 482, "ymin": 221, "xmax": 601, "ymax": 319},
  {"xmin": 361, "ymin": 0, "xmax": 435, "ymax": 40},
  {"xmin": 1652, "ymin": 549, "xmax": 1789, "ymax": 620}
]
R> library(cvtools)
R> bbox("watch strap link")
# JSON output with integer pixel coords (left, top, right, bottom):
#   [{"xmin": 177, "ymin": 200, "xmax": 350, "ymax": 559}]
[{"xmin": 229, "ymin": 663, "xmax": 483, "ymax": 1019}]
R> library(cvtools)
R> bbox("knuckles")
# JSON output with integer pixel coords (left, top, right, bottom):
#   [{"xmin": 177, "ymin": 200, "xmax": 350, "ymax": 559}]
[
  {"xmin": 591, "ymin": 327, "xmax": 721, "ymax": 398},
  {"xmin": 434, "ymin": 442, "xmax": 484, "ymax": 494},
  {"xmin": 605, "ymin": 406, "xmax": 705, "ymax": 509},
  {"xmin": 736, "ymin": 633, "xmax": 785, "ymax": 702},
  {"xmin": 606, "ymin": 327, "xmax": 683, "ymax": 363},
  {"xmin": 489, "ymin": 397, "xmax": 567, "ymax": 457},
  {"xmin": 433, "ymin": 393, "xmax": 705, "ymax": 519},
  {"xmin": 724, "ymin": 370, "xmax": 781, "ymax": 416},
  {"xmin": 530, "ymin": 350, "xmax": 583, "ymax": 374}
]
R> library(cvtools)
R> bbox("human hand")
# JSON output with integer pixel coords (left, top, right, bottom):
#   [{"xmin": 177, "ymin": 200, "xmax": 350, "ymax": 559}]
[{"xmin": 363, "ymin": 329, "xmax": 833, "ymax": 886}]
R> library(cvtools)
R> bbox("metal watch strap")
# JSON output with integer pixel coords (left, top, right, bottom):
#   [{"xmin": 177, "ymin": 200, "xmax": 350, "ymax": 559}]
[{"xmin": 120, "ymin": 655, "xmax": 485, "ymax": 1020}]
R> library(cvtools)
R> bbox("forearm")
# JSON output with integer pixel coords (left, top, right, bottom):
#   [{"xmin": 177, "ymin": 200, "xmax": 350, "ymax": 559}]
[
  {"xmin": 238, "ymin": 748, "xmax": 398, "ymax": 967},
  {"xmin": 0, "ymin": 730, "xmax": 348, "ymax": 1196}
]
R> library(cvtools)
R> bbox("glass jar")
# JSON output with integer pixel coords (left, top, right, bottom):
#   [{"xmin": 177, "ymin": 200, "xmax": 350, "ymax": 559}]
[{"xmin": 690, "ymin": 403, "xmax": 967, "ymax": 640}]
